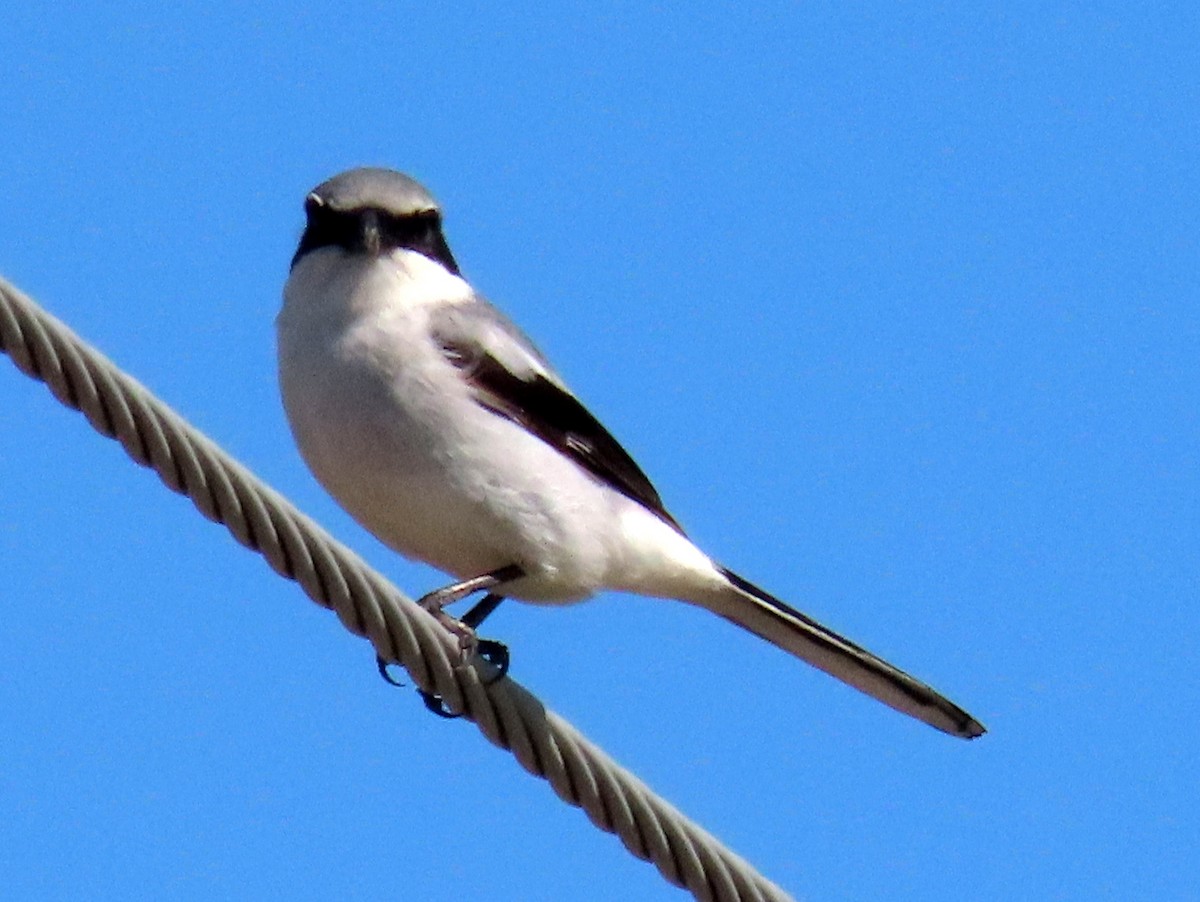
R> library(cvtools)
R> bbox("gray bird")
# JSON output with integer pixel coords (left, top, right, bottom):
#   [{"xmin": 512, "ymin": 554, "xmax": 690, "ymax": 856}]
[{"xmin": 277, "ymin": 167, "xmax": 985, "ymax": 738}]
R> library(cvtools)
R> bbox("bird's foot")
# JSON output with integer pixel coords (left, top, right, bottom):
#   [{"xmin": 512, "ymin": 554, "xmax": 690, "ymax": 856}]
[
  {"xmin": 417, "ymin": 639, "xmax": 511, "ymax": 718},
  {"xmin": 376, "ymin": 566, "xmax": 522, "ymax": 718}
]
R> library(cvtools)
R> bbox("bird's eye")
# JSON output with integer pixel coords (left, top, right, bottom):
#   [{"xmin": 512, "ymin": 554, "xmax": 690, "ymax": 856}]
[{"xmin": 392, "ymin": 211, "xmax": 436, "ymax": 243}]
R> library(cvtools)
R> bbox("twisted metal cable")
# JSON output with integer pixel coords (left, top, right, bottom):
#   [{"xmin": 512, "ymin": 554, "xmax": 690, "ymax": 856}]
[{"xmin": 0, "ymin": 275, "xmax": 793, "ymax": 902}]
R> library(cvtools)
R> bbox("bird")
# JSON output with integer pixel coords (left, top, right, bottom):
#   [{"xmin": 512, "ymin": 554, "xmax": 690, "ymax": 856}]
[{"xmin": 276, "ymin": 167, "xmax": 985, "ymax": 739}]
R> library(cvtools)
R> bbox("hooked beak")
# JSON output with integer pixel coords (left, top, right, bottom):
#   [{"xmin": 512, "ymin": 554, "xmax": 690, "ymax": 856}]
[{"xmin": 360, "ymin": 209, "xmax": 383, "ymax": 256}]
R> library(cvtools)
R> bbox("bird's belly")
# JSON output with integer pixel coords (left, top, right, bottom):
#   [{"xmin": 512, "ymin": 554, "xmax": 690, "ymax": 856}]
[{"xmin": 281, "ymin": 351, "xmax": 615, "ymax": 603}]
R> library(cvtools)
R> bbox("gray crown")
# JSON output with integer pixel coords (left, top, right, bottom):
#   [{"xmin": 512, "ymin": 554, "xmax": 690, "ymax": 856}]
[{"xmin": 308, "ymin": 167, "xmax": 440, "ymax": 216}]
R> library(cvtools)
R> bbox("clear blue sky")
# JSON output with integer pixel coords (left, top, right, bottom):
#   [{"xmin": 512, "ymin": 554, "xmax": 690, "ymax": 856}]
[{"xmin": 1, "ymin": 4, "xmax": 1194, "ymax": 900}]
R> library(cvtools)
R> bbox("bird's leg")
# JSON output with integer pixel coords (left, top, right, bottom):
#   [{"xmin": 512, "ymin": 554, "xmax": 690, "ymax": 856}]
[
  {"xmin": 415, "ymin": 564, "xmax": 521, "ymax": 658},
  {"xmin": 460, "ymin": 592, "xmax": 509, "ymax": 673},
  {"xmin": 418, "ymin": 602, "xmax": 509, "ymax": 718},
  {"xmin": 375, "ymin": 588, "xmax": 509, "ymax": 686},
  {"xmin": 461, "ymin": 590, "xmax": 507, "ymax": 630},
  {"xmin": 415, "ymin": 564, "xmax": 522, "ymax": 632},
  {"xmin": 375, "ymin": 565, "xmax": 522, "ymax": 717}
]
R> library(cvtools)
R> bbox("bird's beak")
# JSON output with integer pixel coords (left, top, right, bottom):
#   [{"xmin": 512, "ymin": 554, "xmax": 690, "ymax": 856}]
[{"xmin": 361, "ymin": 209, "xmax": 383, "ymax": 256}]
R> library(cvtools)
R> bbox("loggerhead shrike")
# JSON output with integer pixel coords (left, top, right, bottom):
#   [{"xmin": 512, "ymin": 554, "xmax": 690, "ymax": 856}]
[{"xmin": 277, "ymin": 167, "xmax": 985, "ymax": 739}]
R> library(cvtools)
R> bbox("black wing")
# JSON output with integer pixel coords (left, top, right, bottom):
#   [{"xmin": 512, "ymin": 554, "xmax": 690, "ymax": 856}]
[{"xmin": 430, "ymin": 302, "xmax": 682, "ymax": 533}]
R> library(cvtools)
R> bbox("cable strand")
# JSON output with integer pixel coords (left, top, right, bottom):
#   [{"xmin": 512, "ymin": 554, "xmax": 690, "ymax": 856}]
[{"xmin": 1, "ymin": 274, "xmax": 793, "ymax": 902}]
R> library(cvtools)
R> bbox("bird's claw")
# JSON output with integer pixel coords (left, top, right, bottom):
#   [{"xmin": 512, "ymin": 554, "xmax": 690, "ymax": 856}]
[
  {"xmin": 415, "ymin": 639, "xmax": 511, "ymax": 719},
  {"xmin": 376, "ymin": 654, "xmax": 405, "ymax": 687},
  {"xmin": 476, "ymin": 639, "xmax": 510, "ymax": 679},
  {"xmin": 377, "ymin": 641, "xmax": 510, "ymax": 719},
  {"xmin": 419, "ymin": 689, "xmax": 461, "ymax": 718},
  {"xmin": 379, "ymin": 572, "xmax": 518, "ymax": 718}
]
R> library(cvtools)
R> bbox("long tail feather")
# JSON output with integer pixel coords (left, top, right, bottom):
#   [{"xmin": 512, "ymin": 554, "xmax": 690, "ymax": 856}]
[{"xmin": 710, "ymin": 567, "xmax": 985, "ymax": 739}]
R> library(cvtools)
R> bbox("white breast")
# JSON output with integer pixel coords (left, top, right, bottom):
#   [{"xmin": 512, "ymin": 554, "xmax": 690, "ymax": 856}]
[{"xmin": 277, "ymin": 248, "xmax": 624, "ymax": 602}]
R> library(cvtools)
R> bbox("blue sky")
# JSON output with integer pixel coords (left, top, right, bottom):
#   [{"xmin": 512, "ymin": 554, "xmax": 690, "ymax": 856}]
[{"xmin": 1, "ymin": 4, "xmax": 1195, "ymax": 900}]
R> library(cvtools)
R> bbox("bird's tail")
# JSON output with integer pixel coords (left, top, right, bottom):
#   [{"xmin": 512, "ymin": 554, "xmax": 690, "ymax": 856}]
[{"xmin": 704, "ymin": 566, "xmax": 985, "ymax": 739}]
